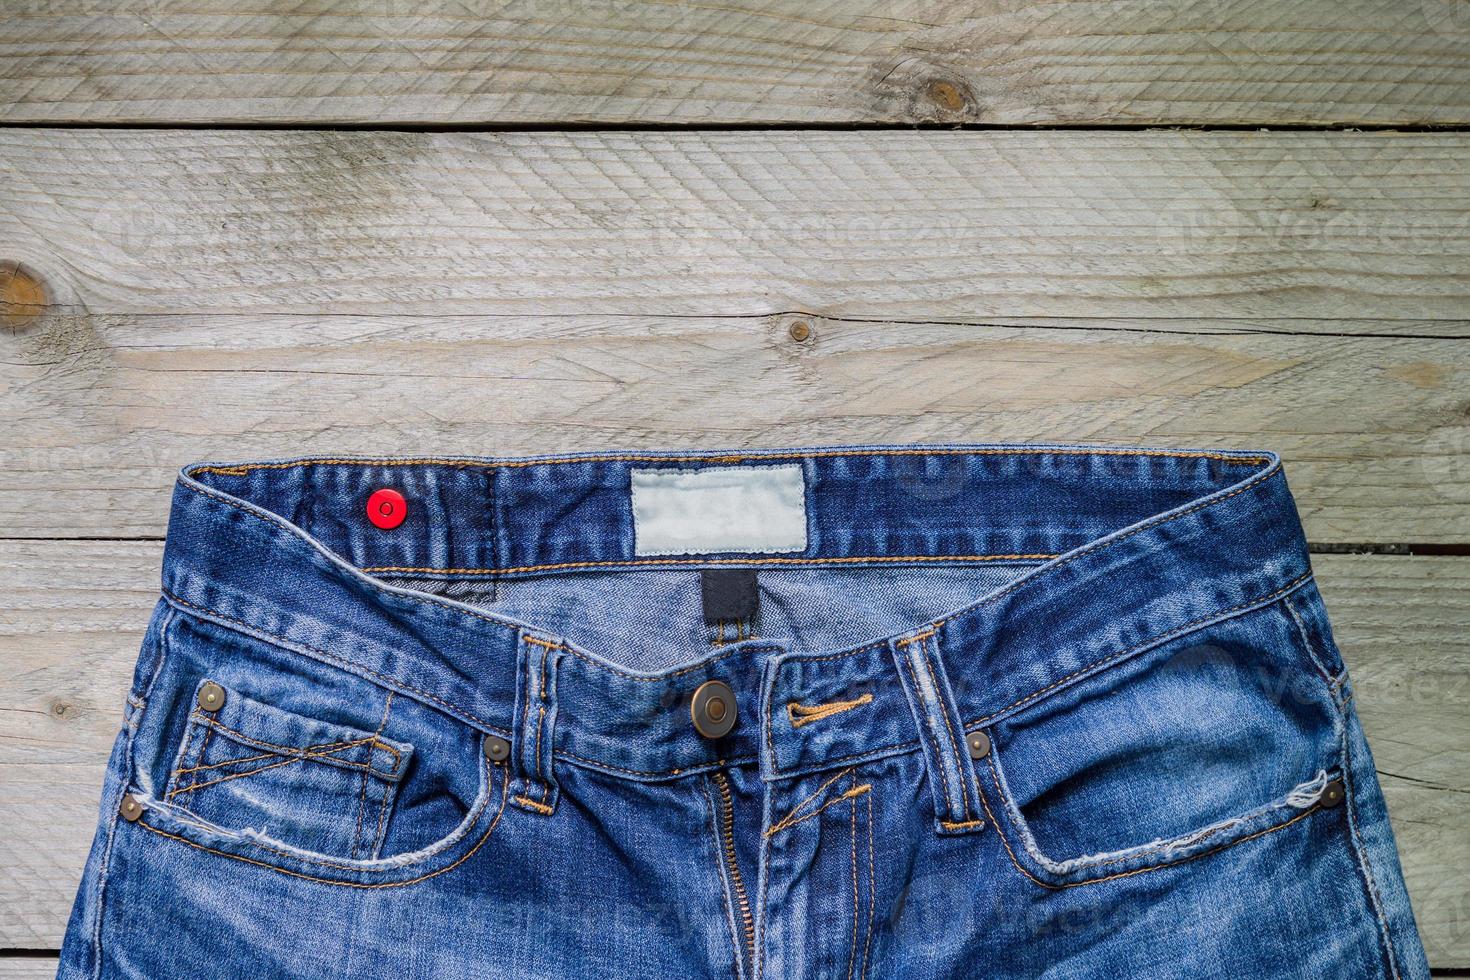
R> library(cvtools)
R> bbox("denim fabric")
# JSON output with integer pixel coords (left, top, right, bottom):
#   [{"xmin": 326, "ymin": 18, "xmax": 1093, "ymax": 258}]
[{"xmin": 59, "ymin": 444, "xmax": 1429, "ymax": 979}]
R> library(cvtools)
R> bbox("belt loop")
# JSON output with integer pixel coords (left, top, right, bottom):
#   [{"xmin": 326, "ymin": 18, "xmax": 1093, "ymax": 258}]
[
  {"xmin": 890, "ymin": 629, "xmax": 986, "ymax": 835},
  {"xmin": 512, "ymin": 632, "xmax": 563, "ymax": 816}
]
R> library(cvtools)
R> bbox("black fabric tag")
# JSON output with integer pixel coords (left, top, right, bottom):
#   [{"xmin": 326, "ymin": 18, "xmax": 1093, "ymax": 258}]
[{"xmin": 701, "ymin": 569, "xmax": 758, "ymax": 623}]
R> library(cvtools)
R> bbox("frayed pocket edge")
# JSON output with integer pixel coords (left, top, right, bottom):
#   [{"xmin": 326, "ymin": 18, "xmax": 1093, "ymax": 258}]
[
  {"xmin": 129, "ymin": 753, "xmax": 507, "ymax": 888},
  {"xmin": 984, "ymin": 748, "xmax": 1338, "ymax": 888}
]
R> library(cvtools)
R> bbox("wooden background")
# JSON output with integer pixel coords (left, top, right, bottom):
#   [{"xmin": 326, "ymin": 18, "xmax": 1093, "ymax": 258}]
[{"xmin": 1, "ymin": 2, "xmax": 1467, "ymax": 975}]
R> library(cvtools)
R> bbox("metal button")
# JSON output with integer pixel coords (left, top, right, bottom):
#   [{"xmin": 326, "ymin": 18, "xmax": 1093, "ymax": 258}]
[
  {"xmin": 691, "ymin": 680, "xmax": 738, "ymax": 739},
  {"xmin": 197, "ymin": 681, "xmax": 226, "ymax": 712},
  {"xmin": 966, "ymin": 730, "xmax": 991, "ymax": 760},
  {"xmin": 482, "ymin": 734, "xmax": 511, "ymax": 763},
  {"xmin": 1320, "ymin": 779, "xmax": 1346, "ymax": 808},
  {"xmin": 119, "ymin": 794, "xmax": 143, "ymax": 822}
]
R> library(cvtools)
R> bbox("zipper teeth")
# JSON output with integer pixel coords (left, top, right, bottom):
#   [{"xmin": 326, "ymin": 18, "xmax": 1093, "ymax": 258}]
[{"xmin": 712, "ymin": 769, "xmax": 757, "ymax": 963}]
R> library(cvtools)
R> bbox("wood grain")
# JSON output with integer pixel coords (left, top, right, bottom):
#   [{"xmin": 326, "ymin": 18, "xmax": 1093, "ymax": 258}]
[
  {"xmin": 0, "ymin": 314, "xmax": 1465, "ymax": 541},
  {"xmin": 2, "ymin": 130, "xmax": 1469, "ymax": 320},
  {"xmin": 0, "ymin": 544, "xmax": 1464, "ymax": 962},
  {"xmin": 2, "ymin": 0, "xmax": 1469, "ymax": 126},
  {"xmin": 0, "ymin": 960, "xmax": 59, "ymax": 979}
]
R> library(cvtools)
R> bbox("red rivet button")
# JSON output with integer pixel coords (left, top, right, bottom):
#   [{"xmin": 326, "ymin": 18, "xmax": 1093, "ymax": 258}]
[{"xmin": 366, "ymin": 488, "xmax": 407, "ymax": 530}]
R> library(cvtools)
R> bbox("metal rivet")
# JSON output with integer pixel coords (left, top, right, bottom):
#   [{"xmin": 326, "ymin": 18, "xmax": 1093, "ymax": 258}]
[
  {"xmin": 1320, "ymin": 779, "xmax": 1346, "ymax": 809},
  {"xmin": 691, "ymin": 680, "xmax": 738, "ymax": 739},
  {"xmin": 966, "ymin": 730, "xmax": 991, "ymax": 760},
  {"xmin": 196, "ymin": 681, "xmax": 226, "ymax": 712},
  {"xmin": 119, "ymin": 794, "xmax": 143, "ymax": 822},
  {"xmin": 482, "ymin": 734, "xmax": 511, "ymax": 763}
]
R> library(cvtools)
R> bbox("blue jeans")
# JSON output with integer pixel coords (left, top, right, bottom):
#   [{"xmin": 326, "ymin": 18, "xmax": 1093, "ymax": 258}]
[{"xmin": 60, "ymin": 445, "xmax": 1429, "ymax": 978}]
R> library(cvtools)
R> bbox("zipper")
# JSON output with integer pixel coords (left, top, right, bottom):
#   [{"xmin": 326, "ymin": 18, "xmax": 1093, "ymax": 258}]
[{"xmin": 711, "ymin": 769, "xmax": 757, "ymax": 974}]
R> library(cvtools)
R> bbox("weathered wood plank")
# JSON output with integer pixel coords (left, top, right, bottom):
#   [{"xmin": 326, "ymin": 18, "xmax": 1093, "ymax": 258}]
[
  {"xmin": 2, "ymin": 1, "xmax": 1468, "ymax": 126},
  {"xmin": 1314, "ymin": 558, "xmax": 1470, "ymax": 971},
  {"xmin": 0, "ymin": 960, "xmax": 59, "ymax": 979},
  {"xmin": 0, "ymin": 314, "xmax": 1465, "ymax": 542},
  {"xmin": 0, "ymin": 544, "xmax": 1465, "ymax": 963},
  {"xmin": 3, "ymin": 131, "xmax": 1469, "ymax": 320}
]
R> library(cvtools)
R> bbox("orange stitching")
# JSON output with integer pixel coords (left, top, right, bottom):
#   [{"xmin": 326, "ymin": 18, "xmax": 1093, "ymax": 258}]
[
  {"xmin": 193, "ymin": 712, "xmax": 403, "ymax": 762},
  {"xmin": 197, "ymin": 758, "xmax": 498, "ymax": 871},
  {"xmin": 171, "ymin": 731, "xmax": 380, "ymax": 799},
  {"xmin": 367, "ymin": 781, "xmax": 391, "ymax": 858},
  {"xmin": 787, "ymin": 693, "xmax": 874, "ymax": 729},
  {"xmin": 523, "ymin": 636, "xmax": 564, "ymax": 651},
  {"xmin": 170, "ymin": 698, "xmax": 407, "ymax": 802},
  {"xmin": 861, "ymin": 789, "xmax": 874, "ymax": 980},
  {"xmin": 169, "ymin": 710, "xmax": 199, "ymax": 792},
  {"xmin": 788, "ymin": 461, "xmax": 1288, "ymax": 678},
  {"xmin": 174, "ymin": 683, "xmax": 222, "ymax": 795},
  {"xmin": 192, "ymin": 447, "xmax": 1271, "ymax": 577},
  {"xmin": 190, "ymin": 448, "xmax": 1271, "ymax": 479},
  {"xmin": 192, "ymin": 714, "xmax": 215, "ymax": 780},
  {"xmin": 795, "ymin": 466, "xmax": 1287, "ymax": 677},
  {"xmin": 363, "ymin": 553, "xmax": 1056, "ymax": 576},
  {"xmin": 176, "ymin": 450, "xmax": 1281, "ymax": 703},
  {"xmin": 983, "ymin": 750, "xmax": 1296, "ymax": 871},
  {"xmin": 173, "ymin": 736, "xmax": 363, "ymax": 777},
  {"xmin": 990, "ymin": 750, "xmax": 1244, "ymax": 870},
  {"xmin": 167, "ymin": 737, "xmax": 386, "ymax": 799},
  {"xmin": 512, "ymin": 795, "xmax": 555, "ymax": 815},
  {"xmin": 162, "ymin": 589, "xmax": 496, "ymax": 731},
  {"xmin": 765, "ymin": 784, "xmax": 872, "ymax": 838},
  {"xmin": 711, "ymin": 771, "xmax": 757, "ymax": 962},
  {"xmin": 355, "ymin": 693, "xmax": 396, "ymax": 858},
  {"xmin": 353, "ymin": 772, "xmax": 370, "ymax": 855},
  {"xmin": 169, "ymin": 590, "xmax": 901, "ymax": 787},
  {"xmin": 974, "ymin": 762, "xmax": 1322, "ymax": 890},
  {"xmin": 898, "ymin": 649, "xmax": 956, "ymax": 821},
  {"xmin": 515, "ymin": 636, "xmax": 553, "ymax": 808},
  {"xmin": 179, "ymin": 750, "xmax": 278, "ymax": 775},
  {"xmin": 519, "ymin": 640, "xmax": 536, "ymax": 785},
  {"xmin": 1078, "ymin": 807, "xmax": 1316, "ymax": 889},
  {"xmin": 767, "ymin": 768, "xmax": 853, "ymax": 835},
  {"xmin": 917, "ymin": 636, "xmax": 971, "ymax": 820},
  {"xmin": 370, "ymin": 779, "xmax": 393, "ymax": 858},
  {"xmin": 939, "ymin": 818, "xmax": 986, "ymax": 831},
  {"xmin": 176, "ymin": 485, "xmax": 784, "ymax": 691},
  {"xmin": 974, "ymin": 771, "xmax": 1047, "ymax": 886},
  {"xmin": 535, "ymin": 641, "xmax": 551, "ymax": 805},
  {"xmin": 966, "ymin": 570, "xmax": 1313, "ymax": 728},
  {"xmin": 847, "ymin": 776, "xmax": 860, "ymax": 980},
  {"xmin": 134, "ymin": 763, "xmax": 509, "ymax": 889},
  {"xmin": 894, "ymin": 628, "xmax": 937, "ymax": 648}
]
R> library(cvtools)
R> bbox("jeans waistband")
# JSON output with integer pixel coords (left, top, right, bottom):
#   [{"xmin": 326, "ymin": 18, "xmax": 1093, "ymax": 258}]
[{"xmin": 161, "ymin": 445, "xmax": 1313, "ymax": 785}]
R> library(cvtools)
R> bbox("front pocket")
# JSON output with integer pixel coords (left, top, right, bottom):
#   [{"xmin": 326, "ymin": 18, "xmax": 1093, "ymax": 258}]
[
  {"xmin": 165, "ymin": 679, "xmax": 415, "ymax": 860},
  {"xmin": 974, "ymin": 593, "xmax": 1345, "ymax": 888}
]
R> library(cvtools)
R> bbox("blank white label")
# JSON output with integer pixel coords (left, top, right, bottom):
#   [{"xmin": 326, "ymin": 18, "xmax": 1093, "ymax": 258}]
[{"xmin": 631, "ymin": 465, "xmax": 808, "ymax": 556}]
